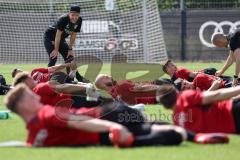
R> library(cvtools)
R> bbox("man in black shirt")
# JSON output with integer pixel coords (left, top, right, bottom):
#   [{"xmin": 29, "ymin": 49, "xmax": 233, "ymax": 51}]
[
  {"xmin": 211, "ymin": 29, "xmax": 240, "ymax": 86},
  {"xmin": 44, "ymin": 5, "xmax": 86, "ymax": 82}
]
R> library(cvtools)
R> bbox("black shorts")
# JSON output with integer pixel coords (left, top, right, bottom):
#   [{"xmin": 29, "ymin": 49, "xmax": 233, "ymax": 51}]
[
  {"xmin": 99, "ymin": 101, "xmax": 150, "ymax": 145},
  {"xmin": 232, "ymin": 98, "xmax": 240, "ymax": 133}
]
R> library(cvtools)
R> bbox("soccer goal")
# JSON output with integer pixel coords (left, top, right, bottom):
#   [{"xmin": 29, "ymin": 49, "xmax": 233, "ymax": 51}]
[{"xmin": 0, "ymin": 0, "xmax": 168, "ymax": 64}]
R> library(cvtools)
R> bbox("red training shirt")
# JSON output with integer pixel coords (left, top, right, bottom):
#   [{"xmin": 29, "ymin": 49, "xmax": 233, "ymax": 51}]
[
  {"xmin": 27, "ymin": 105, "xmax": 99, "ymax": 146},
  {"xmin": 174, "ymin": 68, "xmax": 192, "ymax": 80},
  {"xmin": 193, "ymin": 73, "xmax": 225, "ymax": 91},
  {"xmin": 33, "ymin": 82, "xmax": 71, "ymax": 106},
  {"xmin": 109, "ymin": 80, "xmax": 157, "ymax": 105},
  {"xmin": 31, "ymin": 68, "xmax": 51, "ymax": 83},
  {"xmin": 173, "ymin": 90, "xmax": 236, "ymax": 133}
]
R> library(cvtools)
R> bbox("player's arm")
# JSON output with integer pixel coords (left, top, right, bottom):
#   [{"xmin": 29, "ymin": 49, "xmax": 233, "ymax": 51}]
[
  {"xmin": 68, "ymin": 115, "xmax": 124, "ymax": 132},
  {"xmin": 202, "ymin": 86, "xmax": 240, "ymax": 105},
  {"xmin": 50, "ymin": 29, "xmax": 63, "ymax": 59},
  {"xmin": 207, "ymin": 79, "xmax": 222, "ymax": 91},
  {"xmin": 48, "ymin": 63, "xmax": 73, "ymax": 73},
  {"xmin": 216, "ymin": 51, "xmax": 234, "ymax": 76},
  {"xmin": 52, "ymin": 83, "xmax": 99, "ymax": 99},
  {"xmin": 52, "ymin": 83, "xmax": 87, "ymax": 95},
  {"xmin": 130, "ymin": 84, "xmax": 160, "ymax": 92},
  {"xmin": 68, "ymin": 115, "xmax": 132, "ymax": 144}
]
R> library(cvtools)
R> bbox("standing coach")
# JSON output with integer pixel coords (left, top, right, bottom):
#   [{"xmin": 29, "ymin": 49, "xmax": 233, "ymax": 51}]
[
  {"xmin": 44, "ymin": 5, "xmax": 85, "ymax": 81},
  {"xmin": 211, "ymin": 28, "xmax": 240, "ymax": 86}
]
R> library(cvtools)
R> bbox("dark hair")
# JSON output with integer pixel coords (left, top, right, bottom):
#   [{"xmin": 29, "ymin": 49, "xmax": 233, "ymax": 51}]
[
  {"xmin": 162, "ymin": 60, "xmax": 172, "ymax": 74},
  {"xmin": 173, "ymin": 78, "xmax": 183, "ymax": 91},
  {"xmin": 157, "ymin": 85, "xmax": 177, "ymax": 109}
]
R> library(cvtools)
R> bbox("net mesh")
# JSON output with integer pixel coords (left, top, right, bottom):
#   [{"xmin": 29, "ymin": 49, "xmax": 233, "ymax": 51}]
[{"xmin": 0, "ymin": 0, "xmax": 167, "ymax": 64}]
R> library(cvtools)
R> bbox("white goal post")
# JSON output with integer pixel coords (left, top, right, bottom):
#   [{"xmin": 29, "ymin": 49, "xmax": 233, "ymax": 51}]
[{"xmin": 0, "ymin": 0, "xmax": 168, "ymax": 64}]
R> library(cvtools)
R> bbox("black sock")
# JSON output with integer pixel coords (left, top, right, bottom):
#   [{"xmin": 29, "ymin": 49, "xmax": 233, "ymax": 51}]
[
  {"xmin": 186, "ymin": 130, "xmax": 195, "ymax": 142},
  {"xmin": 75, "ymin": 71, "xmax": 84, "ymax": 82}
]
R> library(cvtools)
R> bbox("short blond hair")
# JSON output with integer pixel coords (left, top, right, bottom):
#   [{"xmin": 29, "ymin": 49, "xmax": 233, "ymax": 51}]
[
  {"xmin": 95, "ymin": 74, "xmax": 108, "ymax": 89},
  {"xmin": 13, "ymin": 72, "xmax": 29, "ymax": 86},
  {"xmin": 4, "ymin": 84, "xmax": 28, "ymax": 113}
]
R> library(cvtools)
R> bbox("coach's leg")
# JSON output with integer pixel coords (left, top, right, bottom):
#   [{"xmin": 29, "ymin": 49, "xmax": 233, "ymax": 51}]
[
  {"xmin": 59, "ymin": 42, "xmax": 86, "ymax": 82},
  {"xmin": 44, "ymin": 37, "xmax": 57, "ymax": 67},
  {"xmin": 59, "ymin": 41, "xmax": 71, "ymax": 74}
]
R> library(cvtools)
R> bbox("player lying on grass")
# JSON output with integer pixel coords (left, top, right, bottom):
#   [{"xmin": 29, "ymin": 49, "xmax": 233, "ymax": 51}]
[
  {"xmin": 157, "ymin": 84, "xmax": 240, "ymax": 134},
  {"xmin": 162, "ymin": 59, "xmax": 230, "ymax": 82},
  {"xmin": 4, "ymin": 84, "xmax": 228, "ymax": 147},
  {"xmin": 173, "ymin": 73, "xmax": 239, "ymax": 91},
  {"xmin": 94, "ymin": 74, "xmax": 170, "ymax": 105},
  {"xmin": 13, "ymin": 72, "xmax": 100, "ymax": 108},
  {"xmin": 211, "ymin": 29, "xmax": 240, "ymax": 86},
  {"xmin": 12, "ymin": 62, "xmax": 88, "ymax": 84}
]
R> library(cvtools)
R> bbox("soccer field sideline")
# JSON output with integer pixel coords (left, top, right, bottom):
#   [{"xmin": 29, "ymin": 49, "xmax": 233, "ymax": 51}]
[{"xmin": 0, "ymin": 62, "xmax": 239, "ymax": 160}]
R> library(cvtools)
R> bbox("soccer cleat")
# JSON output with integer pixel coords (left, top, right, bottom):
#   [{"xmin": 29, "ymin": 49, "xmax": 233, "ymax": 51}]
[
  {"xmin": 194, "ymin": 133, "xmax": 229, "ymax": 144},
  {"xmin": 109, "ymin": 128, "xmax": 134, "ymax": 148}
]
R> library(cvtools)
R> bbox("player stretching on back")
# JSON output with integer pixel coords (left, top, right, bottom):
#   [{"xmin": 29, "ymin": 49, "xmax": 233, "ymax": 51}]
[{"xmin": 95, "ymin": 74, "xmax": 171, "ymax": 105}]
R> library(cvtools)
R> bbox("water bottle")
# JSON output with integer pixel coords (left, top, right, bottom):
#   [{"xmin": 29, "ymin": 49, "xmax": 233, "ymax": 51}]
[{"xmin": 0, "ymin": 111, "xmax": 10, "ymax": 120}]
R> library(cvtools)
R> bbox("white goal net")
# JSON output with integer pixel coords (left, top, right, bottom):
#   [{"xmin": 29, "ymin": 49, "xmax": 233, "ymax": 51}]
[{"xmin": 0, "ymin": 0, "xmax": 168, "ymax": 64}]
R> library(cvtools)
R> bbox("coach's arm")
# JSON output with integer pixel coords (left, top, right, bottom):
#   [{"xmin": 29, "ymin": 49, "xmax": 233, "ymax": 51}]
[
  {"xmin": 216, "ymin": 51, "xmax": 234, "ymax": 77},
  {"xmin": 50, "ymin": 29, "xmax": 63, "ymax": 59}
]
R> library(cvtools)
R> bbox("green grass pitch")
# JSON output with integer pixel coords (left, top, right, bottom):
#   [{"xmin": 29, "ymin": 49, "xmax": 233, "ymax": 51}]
[{"xmin": 0, "ymin": 62, "xmax": 239, "ymax": 160}]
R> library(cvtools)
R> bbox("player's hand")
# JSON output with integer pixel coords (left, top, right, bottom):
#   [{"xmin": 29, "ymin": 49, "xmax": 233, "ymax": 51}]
[
  {"xmin": 232, "ymin": 78, "xmax": 238, "ymax": 87},
  {"xmin": 67, "ymin": 50, "xmax": 73, "ymax": 58},
  {"xmin": 109, "ymin": 124, "xmax": 133, "ymax": 146},
  {"xmin": 50, "ymin": 49, "xmax": 58, "ymax": 59},
  {"xmin": 215, "ymin": 70, "xmax": 223, "ymax": 77}
]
